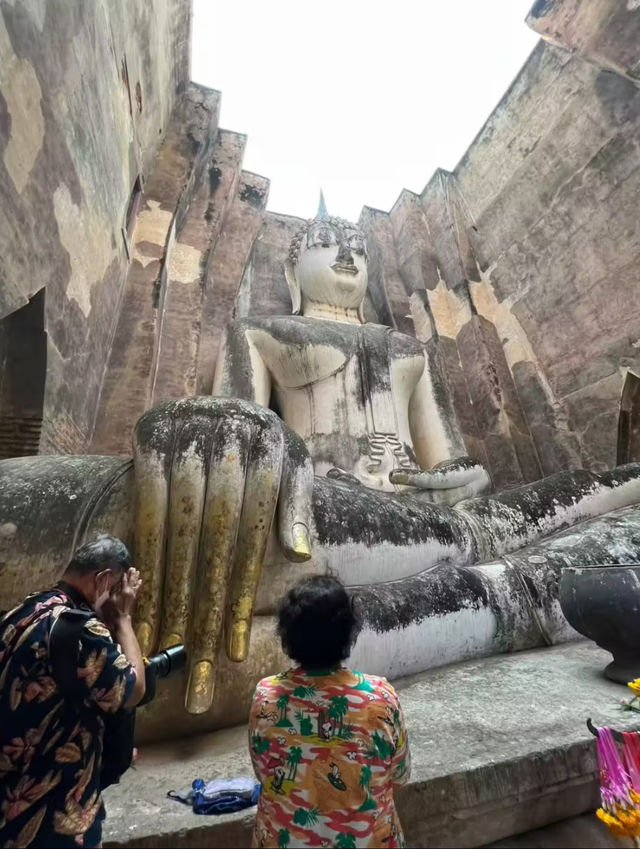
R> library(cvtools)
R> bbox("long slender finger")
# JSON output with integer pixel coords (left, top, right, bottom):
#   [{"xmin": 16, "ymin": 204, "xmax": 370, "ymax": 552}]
[
  {"xmin": 225, "ymin": 421, "xmax": 284, "ymax": 662},
  {"xmin": 186, "ymin": 419, "xmax": 251, "ymax": 714},
  {"xmin": 133, "ymin": 417, "xmax": 174, "ymax": 656},
  {"xmin": 415, "ymin": 480, "xmax": 488, "ymax": 506},
  {"xmin": 389, "ymin": 459, "xmax": 487, "ymax": 490},
  {"xmin": 159, "ymin": 417, "xmax": 212, "ymax": 649},
  {"xmin": 278, "ymin": 427, "xmax": 314, "ymax": 562}
]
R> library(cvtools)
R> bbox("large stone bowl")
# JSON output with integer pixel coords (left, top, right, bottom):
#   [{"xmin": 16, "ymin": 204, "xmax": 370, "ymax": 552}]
[{"xmin": 559, "ymin": 565, "xmax": 640, "ymax": 683}]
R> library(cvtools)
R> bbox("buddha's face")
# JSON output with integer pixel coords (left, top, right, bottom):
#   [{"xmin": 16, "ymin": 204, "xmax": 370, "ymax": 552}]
[{"xmin": 290, "ymin": 218, "xmax": 368, "ymax": 311}]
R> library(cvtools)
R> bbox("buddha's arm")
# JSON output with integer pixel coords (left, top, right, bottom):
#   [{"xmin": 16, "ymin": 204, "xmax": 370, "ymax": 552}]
[
  {"xmin": 212, "ymin": 322, "xmax": 271, "ymax": 407},
  {"xmin": 393, "ymin": 347, "xmax": 491, "ymax": 504},
  {"xmin": 408, "ymin": 346, "xmax": 467, "ymax": 469}
]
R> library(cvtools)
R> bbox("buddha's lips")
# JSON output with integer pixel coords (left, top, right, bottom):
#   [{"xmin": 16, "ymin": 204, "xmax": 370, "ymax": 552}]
[{"xmin": 332, "ymin": 263, "xmax": 358, "ymax": 275}]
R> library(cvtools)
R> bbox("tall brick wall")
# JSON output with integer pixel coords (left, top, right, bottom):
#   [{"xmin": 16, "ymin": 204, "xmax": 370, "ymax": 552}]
[{"xmin": 0, "ymin": 0, "xmax": 190, "ymax": 454}]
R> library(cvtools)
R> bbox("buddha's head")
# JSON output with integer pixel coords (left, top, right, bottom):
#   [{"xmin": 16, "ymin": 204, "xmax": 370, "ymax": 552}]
[{"xmin": 285, "ymin": 216, "xmax": 368, "ymax": 319}]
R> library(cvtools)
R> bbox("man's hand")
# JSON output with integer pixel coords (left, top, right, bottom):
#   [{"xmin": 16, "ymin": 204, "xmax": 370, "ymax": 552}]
[
  {"xmin": 98, "ymin": 568, "xmax": 142, "ymax": 631},
  {"xmin": 95, "ymin": 568, "xmax": 146, "ymax": 708}
]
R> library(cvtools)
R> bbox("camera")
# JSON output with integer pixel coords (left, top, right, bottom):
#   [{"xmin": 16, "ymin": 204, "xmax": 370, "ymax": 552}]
[{"xmin": 138, "ymin": 644, "xmax": 187, "ymax": 706}]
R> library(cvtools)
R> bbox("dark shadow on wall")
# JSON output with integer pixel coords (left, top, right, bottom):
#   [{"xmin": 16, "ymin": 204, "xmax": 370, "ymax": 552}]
[
  {"xmin": 617, "ymin": 370, "xmax": 640, "ymax": 464},
  {"xmin": 0, "ymin": 290, "xmax": 46, "ymax": 459}
]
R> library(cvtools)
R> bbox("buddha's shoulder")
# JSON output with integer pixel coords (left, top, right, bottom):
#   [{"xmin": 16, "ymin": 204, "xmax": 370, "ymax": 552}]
[{"xmin": 388, "ymin": 328, "xmax": 424, "ymax": 358}]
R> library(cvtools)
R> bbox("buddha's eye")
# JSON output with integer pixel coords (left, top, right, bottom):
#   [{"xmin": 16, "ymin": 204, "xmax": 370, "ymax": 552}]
[{"xmin": 308, "ymin": 227, "xmax": 337, "ymax": 248}]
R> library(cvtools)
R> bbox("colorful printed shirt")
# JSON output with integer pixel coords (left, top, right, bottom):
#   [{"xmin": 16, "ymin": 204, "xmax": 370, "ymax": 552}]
[
  {"xmin": 0, "ymin": 584, "xmax": 137, "ymax": 848},
  {"xmin": 249, "ymin": 667, "xmax": 410, "ymax": 849}
]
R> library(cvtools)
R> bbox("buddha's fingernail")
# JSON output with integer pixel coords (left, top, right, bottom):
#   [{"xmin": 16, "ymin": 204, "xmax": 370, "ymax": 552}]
[
  {"xmin": 163, "ymin": 632, "xmax": 183, "ymax": 648},
  {"xmin": 185, "ymin": 660, "xmax": 215, "ymax": 714},
  {"xmin": 137, "ymin": 622, "xmax": 153, "ymax": 655},
  {"xmin": 229, "ymin": 621, "xmax": 250, "ymax": 662},
  {"xmin": 291, "ymin": 522, "xmax": 311, "ymax": 561}
]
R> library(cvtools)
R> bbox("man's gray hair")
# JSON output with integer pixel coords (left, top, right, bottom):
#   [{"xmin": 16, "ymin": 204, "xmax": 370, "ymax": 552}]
[{"xmin": 65, "ymin": 534, "xmax": 131, "ymax": 576}]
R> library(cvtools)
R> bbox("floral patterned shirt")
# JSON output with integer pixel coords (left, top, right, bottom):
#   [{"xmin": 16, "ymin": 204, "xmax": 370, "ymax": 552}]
[
  {"xmin": 0, "ymin": 585, "xmax": 137, "ymax": 848},
  {"xmin": 249, "ymin": 667, "xmax": 410, "ymax": 849}
]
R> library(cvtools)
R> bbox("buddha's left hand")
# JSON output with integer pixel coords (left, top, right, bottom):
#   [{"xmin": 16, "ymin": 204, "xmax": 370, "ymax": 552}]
[{"xmin": 389, "ymin": 457, "xmax": 491, "ymax": 505}]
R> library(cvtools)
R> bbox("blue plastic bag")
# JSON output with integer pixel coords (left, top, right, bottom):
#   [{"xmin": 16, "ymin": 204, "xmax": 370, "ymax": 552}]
[{"xmin": 168, "ymin": 777, "xmax": 261, "ymax": 815}]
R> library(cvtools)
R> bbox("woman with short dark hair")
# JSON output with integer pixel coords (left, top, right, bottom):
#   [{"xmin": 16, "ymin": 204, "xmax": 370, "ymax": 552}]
[{"xmin": 249, "ymin": 575, "xmax": 410, "ymax": 849}]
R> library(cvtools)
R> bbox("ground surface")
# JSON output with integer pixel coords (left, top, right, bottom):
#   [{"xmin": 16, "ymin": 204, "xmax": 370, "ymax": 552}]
[{"xmin": 103, "ymin": 641, "xmax": 640, "ymax": 848}]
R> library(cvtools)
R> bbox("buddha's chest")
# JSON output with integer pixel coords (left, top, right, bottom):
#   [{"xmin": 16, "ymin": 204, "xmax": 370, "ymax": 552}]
[{"xmin": 247, "ymin": 321, "xmax": 425, "ymax": 408}]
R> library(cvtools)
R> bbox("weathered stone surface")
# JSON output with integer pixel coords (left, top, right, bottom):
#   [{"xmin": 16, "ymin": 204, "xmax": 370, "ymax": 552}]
[
  {"xmin": 235, "ymin": 212, "xmax": 304, "ymax": 320},
  {"xmin": 359, "ymin": 204, "xmax": 410, "ymax": 332},
  {"xmin": 0, "ymin": 454, "xmax": 133, "ymax": 611},
  {"xmin": 91, "ymin": 85, "xmax": 221, "ymax": 454},
  {"xmin": 527, "ymin": 0, "xmax": 640, "ymax": 84},
  {"xmin": 195, "ymin": 168, "xmax": 269, "ymax": 394},
  {"xmin": 485, "ymin": 812, "xmax": 626, "ymax": 849},
  {"xmin": 150, "ymin": 132, "xmax": 249, "ymax": 406},
  {"xmin": 451, "ymin": 38, "xmax": 640, "ymax": 475},
  {"xmin": 0, "ymin": 0, "xmax": 190, "ymax": 453},
  {"xmin": 102, "ymin": 642, "xmax": 640, "ymax": 848}
]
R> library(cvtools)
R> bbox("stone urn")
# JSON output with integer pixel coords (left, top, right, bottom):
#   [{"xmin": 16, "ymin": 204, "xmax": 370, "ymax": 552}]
[{"xmin": 559, "ymin": 565, "xmax": 640, "ymax": 683}]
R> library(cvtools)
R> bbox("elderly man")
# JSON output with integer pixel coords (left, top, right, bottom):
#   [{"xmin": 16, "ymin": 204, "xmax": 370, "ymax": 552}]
[{"xmin": 0, "ymin": 535, "xmax": 145, "ymax": 849}]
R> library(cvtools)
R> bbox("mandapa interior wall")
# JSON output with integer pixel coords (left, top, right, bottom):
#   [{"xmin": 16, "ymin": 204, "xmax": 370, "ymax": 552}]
[{"xmin": 0, "ymin": 0, "xmax": 190, "ymax": 454}]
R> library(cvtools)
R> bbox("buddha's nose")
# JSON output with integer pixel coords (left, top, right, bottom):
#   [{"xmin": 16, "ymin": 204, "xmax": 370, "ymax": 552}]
[{"xmin": 336, "ymin": 238, "xmax": 354, "ymax": 264}]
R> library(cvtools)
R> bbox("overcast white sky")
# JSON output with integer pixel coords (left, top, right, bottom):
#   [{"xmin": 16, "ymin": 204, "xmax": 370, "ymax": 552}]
[{"xmin": 191, "ymin": 1, "xmax": 539, "ymax": 221}]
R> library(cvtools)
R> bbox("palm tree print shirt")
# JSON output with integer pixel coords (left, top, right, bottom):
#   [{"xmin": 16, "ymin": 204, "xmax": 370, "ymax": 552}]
[{"xmin": 249, "ymin": 667, "xmax": 410, "ymax": 848}]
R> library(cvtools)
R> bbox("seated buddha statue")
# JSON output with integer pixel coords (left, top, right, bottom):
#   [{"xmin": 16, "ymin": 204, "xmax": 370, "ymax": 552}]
[
  {"xmin": 212, "ymin": 215, "xmax": 490, "ymax": 502},
  {"xmin": 1, "ymin": 214, "xmax": 639, "ymax": 739}
]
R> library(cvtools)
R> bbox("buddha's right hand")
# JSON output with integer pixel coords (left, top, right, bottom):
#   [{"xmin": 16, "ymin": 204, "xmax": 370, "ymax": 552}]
[
  {"xmin": 389, "ymin": 456, "xmax": 491, "ymax": 505},
  {"xmin": 132, "ymin": 397, "xmax": 313, "ymax": 714}
]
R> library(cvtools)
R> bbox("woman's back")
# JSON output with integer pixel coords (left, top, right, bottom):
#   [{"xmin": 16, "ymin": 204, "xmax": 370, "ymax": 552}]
[{"xmin": 249, "ymin": 666, "xmax": 410, "ymax": 849}]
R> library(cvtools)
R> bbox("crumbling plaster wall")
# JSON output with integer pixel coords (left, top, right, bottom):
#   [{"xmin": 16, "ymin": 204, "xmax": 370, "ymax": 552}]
[
  {"xmin": 89, "ymin": 81, "xmax": 273, "ymax": 455},
  {"xmin": 451, "ymin": 39, "xmax": 640, "ymax": 475},
  {"xmin": 0, "ymin": 0, "xmax": 190, "ymax": 453}
]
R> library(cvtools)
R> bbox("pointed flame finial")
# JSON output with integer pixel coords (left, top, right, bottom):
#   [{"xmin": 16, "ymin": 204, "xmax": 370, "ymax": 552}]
[{"xmin": 317, "ymin": 189, "xmax": 328, "ymax": 218}]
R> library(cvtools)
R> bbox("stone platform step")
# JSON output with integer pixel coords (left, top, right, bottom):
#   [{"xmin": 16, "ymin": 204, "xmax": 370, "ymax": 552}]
[
  {"xmin": 103, "ymin": 641, "xmax": 640, "ymax": 848},
  {"xmin": 484, "ymin": 811, "xmax": 632, "ymax": 847}
]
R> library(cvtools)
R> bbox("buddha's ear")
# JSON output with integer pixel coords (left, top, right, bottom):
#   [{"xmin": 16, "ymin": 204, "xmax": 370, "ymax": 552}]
[
  {"xmin": 284, "ymin": 259, "xmax": 302, "ymax": 315},
  {"xmin": 357, "ymin": 300, "xmax": 366, "ymax": 324}
]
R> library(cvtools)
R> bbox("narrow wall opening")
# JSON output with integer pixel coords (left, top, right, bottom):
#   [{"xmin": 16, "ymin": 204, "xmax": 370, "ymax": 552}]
[{"xmin": 0, "ymin": 289, "xmax": 46, "ymax": 459}]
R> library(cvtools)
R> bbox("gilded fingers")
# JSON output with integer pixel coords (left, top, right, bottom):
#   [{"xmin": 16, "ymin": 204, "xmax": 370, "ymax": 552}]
[
  {"xmin": 185, "ymin": 420, "xmax": 251, "ymax": 713},
  {"xmin": 160, "ymin": 418, "xmax": 212, "ymax": 649},
  {"xmin": 225, "ymin": 424, "xmax": 284, "ymax": 662}
]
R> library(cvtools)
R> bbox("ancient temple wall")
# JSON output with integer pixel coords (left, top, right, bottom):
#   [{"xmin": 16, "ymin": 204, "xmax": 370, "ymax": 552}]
[
  {"xmin": 449, "ymin": 34, "xmax": 640, "ymax": 474},
  {"xmin": 195, "ymin": 169, "xmax": 270, "ymax": 395},
  {"xmin": 90, "ymin": 84, "xmax": 276, "ymax": 455},
  {"xmin": 0, "ymin": 0, "xmax": 190, "ymax": 454},
  {"xmin": 357, "ymin": 10, "xmax": 640, "ymax": 484},
  {"xmin": 91, "ymin": 85, "xmax": 224, "ymax": 454}
]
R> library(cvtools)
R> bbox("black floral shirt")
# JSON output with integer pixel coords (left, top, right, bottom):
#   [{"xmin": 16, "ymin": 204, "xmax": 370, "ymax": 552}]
[{"xmin": 0, "ymin": 585, "xmax": 136, "ymax": 848}]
